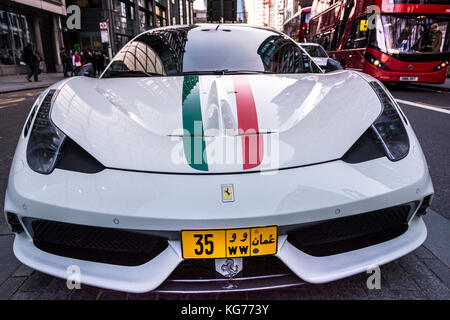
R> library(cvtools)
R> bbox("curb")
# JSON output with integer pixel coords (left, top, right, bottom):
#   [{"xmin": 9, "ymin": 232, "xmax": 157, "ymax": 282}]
[{"xmin": 0, "ymin": 85, "xmax": 51, "ymax": 94}]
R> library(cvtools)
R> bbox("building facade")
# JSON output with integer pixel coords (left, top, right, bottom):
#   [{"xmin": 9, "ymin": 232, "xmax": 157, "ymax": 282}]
[
  {"xmin": 193, "ymin": 0, "xmax": 206, "ymax": 23},
  {"xmin": 245, "ymin": 0, "xmax": 281, "ymax": 29},
  {"xmin": 62, "ymin": 0, "xmax": 195, "ymax": 58},
  {"xmin": 0, "ymin": 0, "xmax": 67, "ymax": 75},
  {"xmin": 245, "ymin": 0, "xmax": 311, "ymax": 31}
]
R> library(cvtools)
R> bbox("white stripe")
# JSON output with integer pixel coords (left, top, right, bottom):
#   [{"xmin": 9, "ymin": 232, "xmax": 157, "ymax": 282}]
[{"xmin": 395, "ymin": 99, "xmax": 450, "ymax": 115}]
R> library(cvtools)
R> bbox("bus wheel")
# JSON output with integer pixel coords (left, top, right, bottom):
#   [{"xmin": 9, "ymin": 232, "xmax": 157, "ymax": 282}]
[{"xmin": 340, "ymin": 60, "xmax": 346, "ymax": 69}]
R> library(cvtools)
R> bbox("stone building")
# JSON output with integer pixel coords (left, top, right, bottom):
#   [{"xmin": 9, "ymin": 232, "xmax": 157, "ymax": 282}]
[{"xmin": 0, "ymin": 0, "xmax": 67, "ymax": 75}]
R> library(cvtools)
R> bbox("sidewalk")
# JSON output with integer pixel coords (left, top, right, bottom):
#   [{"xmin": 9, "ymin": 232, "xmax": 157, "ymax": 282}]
[{"xmin": 0, "ymin": 73, "xmax": 65, "ymax": 94}]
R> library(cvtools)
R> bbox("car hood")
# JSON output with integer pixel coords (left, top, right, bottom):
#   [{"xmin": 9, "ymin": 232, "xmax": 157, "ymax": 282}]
[{"xmin": 51, "ymin": 71, "xmax": 381, "ymax": 173}]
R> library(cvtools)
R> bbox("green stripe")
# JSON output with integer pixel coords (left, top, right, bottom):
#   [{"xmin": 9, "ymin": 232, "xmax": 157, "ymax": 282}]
[{"xmin": 182, "ymin": 76, "xmax": 208, "ymax": 171}]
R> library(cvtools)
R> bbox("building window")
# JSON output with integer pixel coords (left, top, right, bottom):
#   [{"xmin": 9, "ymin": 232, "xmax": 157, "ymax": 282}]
[
  {"xmin": 179, "ymin": 0, "xmax": 184, "ymax": 24},
  {"xmin": 155, "ymin": 3, "xmax": 167, "ymax": 27},
  {"xmin": 138, "ymin": 0, "xmax": 154, "ymax": 31},
  {"xmin": 113, "ymin": 0, "xmax": 135, "ymax": 35},
  {"xmin": 171, "ymin": 0, "xmax": 177, "ymax": 25},
  {"xmin": 0, "ymin": 10, "xmax": 31, "ymax": 65},
  {"xmin": 67, "ymin": 0, "xmax": 102, "ymax": 8}
]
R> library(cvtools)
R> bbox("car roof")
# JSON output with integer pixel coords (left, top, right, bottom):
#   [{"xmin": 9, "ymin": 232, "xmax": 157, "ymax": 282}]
[
  {"xmin": 136, "ymin": 24, "xmax": 285, "ymax": 37},
  {"xmin": 299, "ymin": 43, "xmax": 322, "ymax": 47}
]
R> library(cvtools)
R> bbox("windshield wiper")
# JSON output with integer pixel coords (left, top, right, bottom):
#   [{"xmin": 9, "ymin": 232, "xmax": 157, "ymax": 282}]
[
  {"xmin": 106, "ymin": 70, "xmax": 164, "ymax": 78},
  {"xmin": 179, "ymin": 69, "xmax": 274, "ymax": 76},
  {"xmin": 221, "ymin": 70, "xmax": 274, "ymax": 74}
]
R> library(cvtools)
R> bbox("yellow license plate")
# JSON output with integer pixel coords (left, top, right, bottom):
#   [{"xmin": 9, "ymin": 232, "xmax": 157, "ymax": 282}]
[{"xmin": 181, "ymin": 225, "xmax": 278, "ymax": 259}]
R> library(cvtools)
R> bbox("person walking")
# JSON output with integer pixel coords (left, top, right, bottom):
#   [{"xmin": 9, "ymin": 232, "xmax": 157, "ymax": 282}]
[
  {"xmin": 98, "ymin": 51, "xmax": 105, "ymax": 75},
  {"xmin": 80, "ymin": 51, "xmax": 86, "ymax": 65},
  {"xmin": 23, "ymin": 43, "xmax": 39, "ymax": 82},
  {"xmin": 68, "ymin": 49, "xmax": 75, "ymax": 76},
  {"xmin": 72, "ymin": 51, "xmax": 82, "ymax": 75},
  {"xmin": 94, "ymin": 50, "xmax": 101, "ymax": 76},
  {"xmin": 60, "ymin": 48, "xmax": 70, "ymax": 77}
]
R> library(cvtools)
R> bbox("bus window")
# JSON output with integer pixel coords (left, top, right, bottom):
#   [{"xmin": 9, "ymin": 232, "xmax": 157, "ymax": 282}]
[{"xmin": 344, "ymin": 17, "xmax": 368, "ymax": 49}]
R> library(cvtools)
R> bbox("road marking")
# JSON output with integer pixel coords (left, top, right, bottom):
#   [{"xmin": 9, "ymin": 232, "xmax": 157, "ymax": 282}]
[
  {"xmin": 396, "ymin": 99, "xmax": 450, "ymax": 115},
  {"xmin": 0, "ymin": 98, "xmax": 25, "ymax": 105},
  {"xmin": 0, "ymin": 104, "xmax": 20, "ymax": 110}
]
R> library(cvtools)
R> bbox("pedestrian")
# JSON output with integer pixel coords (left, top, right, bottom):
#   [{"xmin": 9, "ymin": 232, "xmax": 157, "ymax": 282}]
[
  {"xmin": 68, "ymin": 49, "xmax": 75, "ymax": 76},
  {"xmin": 93, "ymin": 50, "xmax": 100, "ymax": 76},
  {"xmin": 60, "ymin": 48, "xmax": 69, "ymax": 77},
  {"xmin": 98, "ymin": 51, "xmax": 105, "ymax": 75},
  {"xmin": 80, "ymin": 51, "xmax": 86, "ymax": 65},
  {"xmin": 23, "ymin": 43, "xmax": 39, "ymax": 82},
  {"xmin": 72, "ymin": 51, "xmax": 82, "ymax": 75},
  {"xmin": 36, "ymin": 52, "xmax": 44, "ymax": 74},
  {"xmin": 60, "ymin": 48, "xmax": 72, "ymax": 77}
]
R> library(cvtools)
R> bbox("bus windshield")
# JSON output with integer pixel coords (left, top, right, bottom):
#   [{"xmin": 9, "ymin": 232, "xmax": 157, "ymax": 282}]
[{"xmin": 376, "ymin": 14, "xmax": 449, "ymax": 54}]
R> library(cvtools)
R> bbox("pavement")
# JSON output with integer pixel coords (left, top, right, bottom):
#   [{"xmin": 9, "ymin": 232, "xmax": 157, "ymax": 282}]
[
  {"xmin": 0, "ymin": 73, "xmax": 66, "ymax": 94},
  {"xmin": 0, "ymin": 81, "xmax": 449, "ymax": 300}
]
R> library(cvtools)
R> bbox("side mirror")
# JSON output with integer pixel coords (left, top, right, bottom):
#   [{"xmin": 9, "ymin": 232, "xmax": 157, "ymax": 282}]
[
  {"xmin": 325, "ymin": 58, "xmax": 344, "ymax": 73},
  {"xmin": 77, "ymin": 63, "xmax": 96, "ymax": 77}
]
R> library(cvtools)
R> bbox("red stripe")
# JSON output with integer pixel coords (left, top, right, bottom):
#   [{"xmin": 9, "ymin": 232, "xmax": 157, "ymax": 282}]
[{"xmin": 232, "ymin": 75, "xmax": 264, "ymax": 170}]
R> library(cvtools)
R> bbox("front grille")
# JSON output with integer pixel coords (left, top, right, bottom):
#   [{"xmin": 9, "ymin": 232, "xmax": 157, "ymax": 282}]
[
  {"xmin": 287, "ymin": 203, "xmax": 415, "ymax": 257},
  {"xmin": 155, "ymin": 256, "xmax": 304, "ymax": 293},
  {"xmin": 30, "ymin": 219, "xmax": 168, "ymax": 266}
]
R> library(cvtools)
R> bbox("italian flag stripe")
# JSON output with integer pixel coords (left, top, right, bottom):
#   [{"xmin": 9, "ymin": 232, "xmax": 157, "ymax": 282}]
[
  {"xmin": 182, "ymin": 75, "xmax": 208, "ymax": 171},
  {"xmin": 232, "ymin": 75, "xmax": 264, "ymax": 170}
]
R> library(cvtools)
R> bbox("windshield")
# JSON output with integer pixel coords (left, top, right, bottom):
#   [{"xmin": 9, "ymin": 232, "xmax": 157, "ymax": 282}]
[
  {"xmin": 376, "ymin": 14, "xmax": 449, "ymax": 54},
  {"xmin": 102, "ymin": 25, "xmax": 320, "ymax": 78},
  {"xmin": 303, "ymin": 12, "xmax": 311, "ymax": 24},
  {"xmin": 301, "ymin": 45, "xmax": 328, "ymax": 57}
]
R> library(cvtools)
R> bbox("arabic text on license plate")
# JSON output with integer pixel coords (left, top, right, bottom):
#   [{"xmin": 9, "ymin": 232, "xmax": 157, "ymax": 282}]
[{"xmin": 181, "ymin": 225, "xmax": 278, "ymax": 259}]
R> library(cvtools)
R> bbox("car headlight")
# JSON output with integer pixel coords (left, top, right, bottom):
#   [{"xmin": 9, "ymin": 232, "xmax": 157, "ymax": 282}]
[
  {"xmin": 369, "ymin": 81, "xmax": 409, "ymax": 161},
  {"xmin": 26, "ymin": 89, "xmax": 67, "ymax": 174}
]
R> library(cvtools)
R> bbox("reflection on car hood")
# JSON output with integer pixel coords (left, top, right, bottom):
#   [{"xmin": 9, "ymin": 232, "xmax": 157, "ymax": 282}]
[{"xmin": 51, "ymin": 70, "xmax": 381, "ymax": 173}]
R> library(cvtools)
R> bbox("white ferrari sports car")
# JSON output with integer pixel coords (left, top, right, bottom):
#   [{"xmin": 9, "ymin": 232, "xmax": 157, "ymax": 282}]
[{"xmin": 4, "ymin": 25, "xmax": 433, "ymax": 293}]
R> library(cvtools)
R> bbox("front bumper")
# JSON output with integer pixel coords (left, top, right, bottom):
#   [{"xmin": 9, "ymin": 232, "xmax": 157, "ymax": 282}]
[
  {"xmin": 364, "ymin": 63, "xmax": 448, "ymax": 83},
  {"xmin": 12, "ymin": 216, "xmax": 426, "ymax": 293}
]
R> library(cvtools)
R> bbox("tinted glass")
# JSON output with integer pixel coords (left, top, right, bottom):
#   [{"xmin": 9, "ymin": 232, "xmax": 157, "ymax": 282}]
[
  {"xmin": 102, "ymin": 25, "xmax": 318, "ymax": 78},
  {"xmin": 376, "ymin": 14, "xmax": 450, "ymax": 54},
  {"xmin": 301, "ymin": 45, "xmax": 328, "ymax": 57}
]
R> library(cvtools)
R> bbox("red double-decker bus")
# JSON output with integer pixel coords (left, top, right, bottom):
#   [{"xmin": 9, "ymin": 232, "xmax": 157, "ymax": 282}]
[
  {"xmin": 282, "ymin": 7, "xmax": 312, "ymax": 42},
  {"xmin": 308, "ymin": 0, "xmax": 450, "ymax": 83}
]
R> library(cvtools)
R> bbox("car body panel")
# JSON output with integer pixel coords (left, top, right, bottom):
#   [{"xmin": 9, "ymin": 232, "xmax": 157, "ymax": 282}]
[{"xmin": 50, "ymin": 71, "xmax": 381, "ymax": 173}]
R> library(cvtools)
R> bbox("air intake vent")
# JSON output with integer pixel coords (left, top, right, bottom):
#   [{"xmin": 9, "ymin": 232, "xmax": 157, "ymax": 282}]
[
  {"xmin": 29, "ymin": 219, "xmax": 168, "ymax": 266},
  {"xmin": 287, "ymin": 203, "xmax": 416, "ymax": 256}
]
